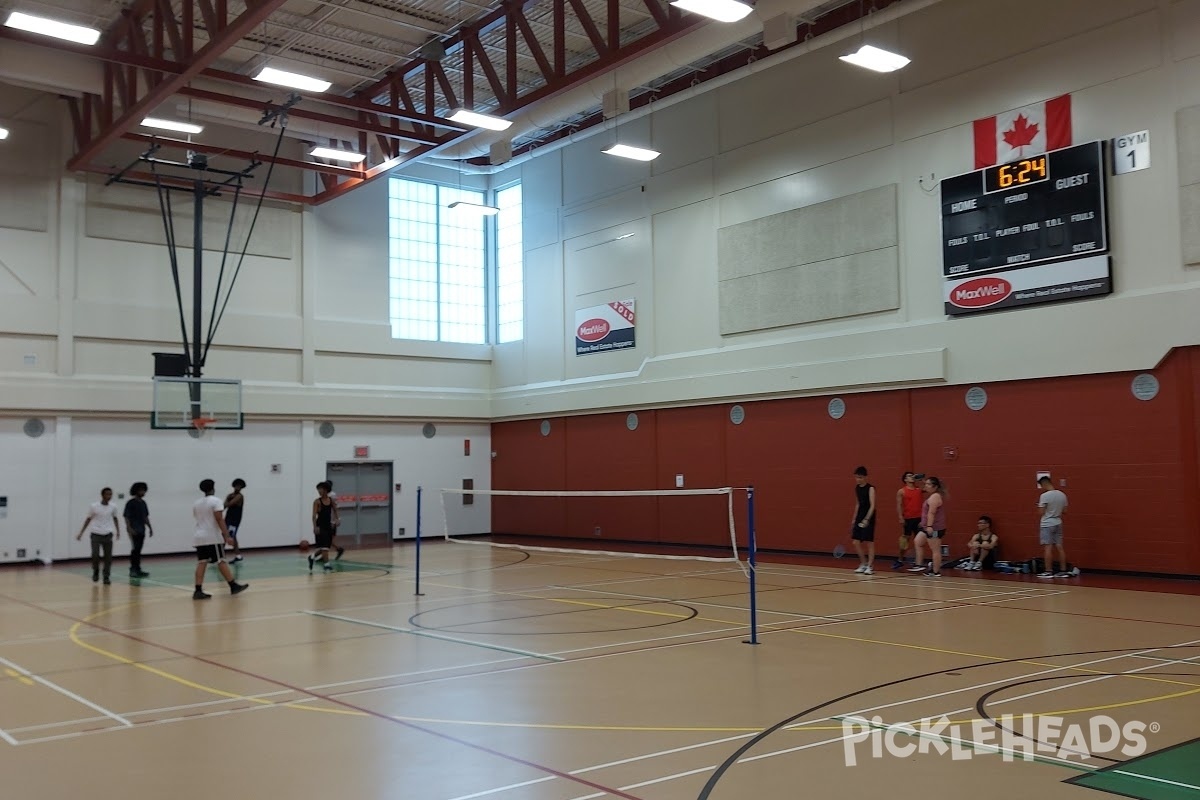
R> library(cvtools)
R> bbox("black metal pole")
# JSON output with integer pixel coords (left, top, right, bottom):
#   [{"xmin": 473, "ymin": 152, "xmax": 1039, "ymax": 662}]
[{"xmin": 190, "ymin": 178, "xmax": 204, "ymax": 421}]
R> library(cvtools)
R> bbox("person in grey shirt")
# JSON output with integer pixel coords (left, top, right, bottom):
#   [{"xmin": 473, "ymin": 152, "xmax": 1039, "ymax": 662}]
[{"xmin": 1037, "ymin": 476, "xmax": 1070, "ymax": 578}]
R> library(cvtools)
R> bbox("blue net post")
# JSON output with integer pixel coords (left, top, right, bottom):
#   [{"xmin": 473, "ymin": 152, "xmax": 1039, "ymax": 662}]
[
  {"xmin": 414, "ymin": 486, "xmax": 424, "ymax": 596},
  {"xmin": 743, "ymin": 486, "xmax": 759, "ymax": 645}
]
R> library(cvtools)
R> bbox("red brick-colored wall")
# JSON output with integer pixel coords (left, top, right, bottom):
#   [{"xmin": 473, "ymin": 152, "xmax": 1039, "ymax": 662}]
[{"xmin": 492, "ymin": 347, "xmax": 1200, "ymax": 575}]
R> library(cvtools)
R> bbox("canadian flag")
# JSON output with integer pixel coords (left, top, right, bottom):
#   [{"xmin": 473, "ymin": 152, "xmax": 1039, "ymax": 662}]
[{"xmin": 973, "ymin": 94, "xmax": 1072, "ymax": 168}]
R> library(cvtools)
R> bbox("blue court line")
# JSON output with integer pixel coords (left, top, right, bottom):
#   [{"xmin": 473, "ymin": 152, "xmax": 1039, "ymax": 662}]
[{"xmin": 302, "ymin": 610, "xmax": 564, "ymax": 662}]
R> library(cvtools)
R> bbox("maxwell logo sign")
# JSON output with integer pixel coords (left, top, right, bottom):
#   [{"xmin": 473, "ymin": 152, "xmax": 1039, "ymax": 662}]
[
  {"xmin": 575, "ymin": 300, "xmax": 635, "ymax": 356},
  {"xmin": 950, "ymin": 277, "xmax": 1012, "ymax": 309}
]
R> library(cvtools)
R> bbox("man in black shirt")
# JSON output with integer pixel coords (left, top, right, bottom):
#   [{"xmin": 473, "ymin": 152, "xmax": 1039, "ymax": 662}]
[
  {"xmin": 224, "ymin": 479, "xmax": 246, "ymax": 563},
  {"xmin": 123, "ymin": 483, "xmax": 152, "ymax": 578}
]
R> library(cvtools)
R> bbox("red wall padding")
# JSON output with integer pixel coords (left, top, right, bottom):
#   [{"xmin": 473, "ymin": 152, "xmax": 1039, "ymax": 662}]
[{"xmin": 492, "ymin": 347, "xmax": 1200, "ymax": 575}]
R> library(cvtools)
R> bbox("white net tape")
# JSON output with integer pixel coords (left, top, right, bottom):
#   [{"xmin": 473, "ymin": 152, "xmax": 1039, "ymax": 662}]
[{"xmin": 435, "ymin": 487, "xmax": 749, "ymax": 576}]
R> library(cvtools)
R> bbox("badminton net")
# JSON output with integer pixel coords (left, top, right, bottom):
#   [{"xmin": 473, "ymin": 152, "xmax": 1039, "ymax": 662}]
[{"xmin": 434, "ymin": 487, "xmax": 747, "ymax": 573}]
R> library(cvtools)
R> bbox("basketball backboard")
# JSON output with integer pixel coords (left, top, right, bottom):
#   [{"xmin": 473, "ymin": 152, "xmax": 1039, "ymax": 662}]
[{"xmin": 151, "ymin": 377, "xmax": 243, "ymax": 430}]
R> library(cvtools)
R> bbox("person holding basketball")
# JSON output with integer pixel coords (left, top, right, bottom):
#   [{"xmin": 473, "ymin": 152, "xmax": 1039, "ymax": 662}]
[
  {"xmin": 850, "ymin": 466, "xmax": 877, "ymax": 575},
  {"xmin": 310, "ymin": 481, "xmax": 340, "ymax": 573},
  {"xmin": 909, "ymin": 476, "xmax": 947, "ymax": 577},
  {"xmin": 893, "ymin": 472, "xmax": 923, "ymax": 569}
]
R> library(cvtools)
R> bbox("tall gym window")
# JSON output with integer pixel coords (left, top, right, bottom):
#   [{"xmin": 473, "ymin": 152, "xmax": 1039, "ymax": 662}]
[
  {"xmin": 494, "ymin": 183, "xmax": 524, "ymax": 343},
  {"xmin": 388, "ymin": 178, "xmax": 487, "ymax": 344}
]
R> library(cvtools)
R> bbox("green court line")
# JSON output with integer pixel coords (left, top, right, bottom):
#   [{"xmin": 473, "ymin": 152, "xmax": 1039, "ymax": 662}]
[
  {"xmin": 303, "ymin": 610, "xmax": 563, "ymax": 663},
  {"xmin": 1067, "ymin": 737, "xmax": 1200, "ymax": 799}
]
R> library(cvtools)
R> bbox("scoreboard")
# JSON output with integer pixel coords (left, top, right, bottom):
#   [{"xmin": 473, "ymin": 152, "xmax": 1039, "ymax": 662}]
[{"xmin": 940, "ymin": 141, "xmax": 1111, "ymax": 315}]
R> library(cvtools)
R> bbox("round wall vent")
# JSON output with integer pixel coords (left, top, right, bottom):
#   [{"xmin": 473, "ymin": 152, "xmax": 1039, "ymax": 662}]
[
  {"xmin": 23, "ymin": 418, "xmax": 45, "ymax": 438},
  {"xmin": 318, "ymin": 422, "xmax": 336, "ymax": 439},
  {"xmin": 422, "ymin": 423, "xmax": 437, "ymax": 439}
]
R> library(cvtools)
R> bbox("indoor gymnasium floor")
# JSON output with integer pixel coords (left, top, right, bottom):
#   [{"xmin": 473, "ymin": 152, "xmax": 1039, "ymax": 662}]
[{"xmin": 0, "ymin": 541, "xmax": 1198, "ymax": 799}]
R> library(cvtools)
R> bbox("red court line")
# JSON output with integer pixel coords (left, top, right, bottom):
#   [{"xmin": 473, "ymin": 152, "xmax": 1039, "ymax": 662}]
[{"xmin": 0, "ymin": 591, "xmax": 646, "ymax": 800}]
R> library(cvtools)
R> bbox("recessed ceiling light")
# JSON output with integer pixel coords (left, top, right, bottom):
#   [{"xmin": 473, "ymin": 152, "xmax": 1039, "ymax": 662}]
[
  {"xmin": 602, "ymin": 143, "xmax": 660, "ymax": 162},
  {"xmin": 141, "ymin": 117, "xmax": 204, "ymax": 134},
  {"xmin": 309, "ymin": 146, "xmax": 365, "ymax": 163},
  {"xmin": 4, "ymin": 11, "xmax": 101, "ymax": 45},
  {"xmin": 668, "ymin": 0, "xmax": 753, "ymax": 23},
  {"xmin": 254, "ymin": 66, "xmax": 331, "ymax": 93},
  {"xmin": 0, "ymin": 127, "xmax": 9, "ymax": 140},
  {"xmin": 839, "ymin": 44, "xmax": 911, "ymax": 73},
  {"xmin": 447, "ymin": 108, "xmax": 512, "ymax": 131}
]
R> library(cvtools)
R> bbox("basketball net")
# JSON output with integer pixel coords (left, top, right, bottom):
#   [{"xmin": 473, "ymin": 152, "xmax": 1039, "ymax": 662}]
[{"xmin": 190, "ymin": 417, "xmax": 218, "ymax": 438}]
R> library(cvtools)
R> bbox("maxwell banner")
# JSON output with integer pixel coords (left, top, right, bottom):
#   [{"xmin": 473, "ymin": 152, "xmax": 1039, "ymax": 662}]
[{"xmin": 575, "ymin": 299, "xmax": 636, "ymax": 356}]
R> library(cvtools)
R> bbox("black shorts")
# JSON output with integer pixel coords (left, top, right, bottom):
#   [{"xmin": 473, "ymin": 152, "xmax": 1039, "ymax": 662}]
[
  {"xmin": 196, "ymin": 544, "xmax": 225, "ymax": 563},
  {"xmin": 851, "ymin": 520, "xmax": 875, "ymax": 542},
  {"xmin": 903, "ymin": 518, "xmax": 921, "ymax": 535},
  {"xmin": 314, "ymin": 529, "xmax": 334, "ymax": 549},
  {"xmin": 922, "ymin": 529, "xmax": 946, "ymax": 540}
]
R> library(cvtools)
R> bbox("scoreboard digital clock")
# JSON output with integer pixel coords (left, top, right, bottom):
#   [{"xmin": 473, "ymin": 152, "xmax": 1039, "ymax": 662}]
[{"xmin": 941, "ymin": 141, "xmax": 1108, "ymax": 278}]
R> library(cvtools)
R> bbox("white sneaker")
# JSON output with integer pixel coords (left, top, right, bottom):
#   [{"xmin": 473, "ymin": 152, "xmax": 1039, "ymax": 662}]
[
  {"xmin": 863, "ymin": 566, "xmax": 874, "ymax": 575},
  {"xmin": 1037, "ymin": 571, "xmax": 1055, "ymax": 578},
  {"xmin": 907, "ymin": 565, "xmax": 926, "ymax": 572},
  {"xmin": 854, "ymin": 564, "xmax": 868, "ymax": 574}
]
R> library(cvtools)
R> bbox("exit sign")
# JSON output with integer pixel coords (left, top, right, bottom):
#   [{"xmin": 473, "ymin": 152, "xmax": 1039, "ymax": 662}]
[{"xmin": 354, "ymin": 445, "xmax": 369, "ymax": 458}]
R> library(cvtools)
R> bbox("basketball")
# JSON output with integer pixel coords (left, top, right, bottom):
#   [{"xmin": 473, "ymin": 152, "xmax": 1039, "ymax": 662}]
[{"xmin": 299, "ymin": 539, "xmax": 310, "ymax": 552}]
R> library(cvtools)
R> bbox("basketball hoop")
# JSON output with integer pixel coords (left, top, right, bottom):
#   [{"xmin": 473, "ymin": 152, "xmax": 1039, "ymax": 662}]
[{"xmin": 189, "ymin": 417, "xmax": 218, "ymax": 439}]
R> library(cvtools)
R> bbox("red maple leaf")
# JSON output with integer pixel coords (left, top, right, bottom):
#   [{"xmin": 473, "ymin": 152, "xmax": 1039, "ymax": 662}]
[{"xmin": 1002, "ymin": 114, "xmax": 1040, "ymax": 149}]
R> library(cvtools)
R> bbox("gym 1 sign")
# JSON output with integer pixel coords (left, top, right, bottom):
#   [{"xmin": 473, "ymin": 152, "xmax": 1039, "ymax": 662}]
[
  {"xmin": 575, "ymin": 300, "xmax": 635, "ymax": 356},
  {"xmin": 1111, "ymin": 130, "xmax": 1149, "ymax": 175}
]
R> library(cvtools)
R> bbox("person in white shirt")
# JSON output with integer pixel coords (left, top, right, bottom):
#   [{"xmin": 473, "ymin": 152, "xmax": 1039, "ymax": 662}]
[
  {"xmin": 76, "ymin": 487, "xmax": 120, "ymax": 584},
  {"xmin": 1037, "ymin": 476, "xmax": 1071, "ymax": 578},
  {"xmin": 192, "ymin": 478, "xmax": 249, "ymax": 600}
]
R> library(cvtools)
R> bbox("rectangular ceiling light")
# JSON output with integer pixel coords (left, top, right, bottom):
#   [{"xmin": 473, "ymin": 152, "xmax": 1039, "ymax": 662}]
[
  {"xmin": 141, "ymin": 117, "xmax": 204, "ymax": 135},
  {"xmin": 4, "ymin": 11, "xmax": 101, "ymax": 44},
  {"xmin": 254, "ymin": 66, "xmax": 331, "ymax": 93},
  {"xmin": 839, "ymin": 44, "xmax": 911, "ymax": 73},
  {"xmin": 602, "ymin": 143, "xmax": 660, "ymax": 162},
  {"xmin": 668, "ymin": 0, "xmax": 752, "ymax": 23},
  {"xmin": 447, "ymin": 108, "xmax": 513, "ymax": 131},
  {"xmin": 309, "ymin": 146, "xmax": 366, "ymax": 163},
  {"xmin": 447, "ymin": 201, "xmax": 500, "ymax": 216},
  {"xmin": 0, "ymin": 127, "xmax": 9, "ymax": 140}
]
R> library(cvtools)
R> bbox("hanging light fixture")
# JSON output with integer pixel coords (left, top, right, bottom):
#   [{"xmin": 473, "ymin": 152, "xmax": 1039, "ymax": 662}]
[
  {"xmin": 668, "ymin": 0, "xmax": 753, "ymax": 23},
  {"xmin": 839, "ymin": 43, "xmax": 910, "ymax": 73}
]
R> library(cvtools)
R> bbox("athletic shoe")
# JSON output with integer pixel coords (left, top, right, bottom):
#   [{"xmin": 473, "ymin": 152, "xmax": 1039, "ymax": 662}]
[
  {"xmin": 307, "ymin": 555, "xmax": 315, "ymax": 572},
  {"xmin": 907, "ymin": 565, "xmax": 926, "ymax": 572},
  {"xmin": 323, "ymin": 563, "xmax": 333, "ymax": 572},
  {"xmin": 923, "ymin": 570, "xmax": 941, "ymax": 578},
  {"xmin": 854, "ymin": 564, "xmax": 868, "ymax": 574},
  {"xmin": 335, "ymin": 547, "xmax": 345, "ymax": 561},
  {"xmin": 863, "ymin": 566, "xmax": 874, "ymax": 576},
  {"xmin": 1055, "ymin": 572, "xmax": 1074, "ymax": 578},
  {"xmin": 231, "ymin": 555, "xmax": 244, "ymax": 563},
  {"xmin": 193, "ymin": 589, "xmax": 212, "ymax": 600},
  {"xmin": 1036, "ymin": 572, "xmax": 1055, "ymax": 578},
  {"xmin": 891, "ymin": 560, "xmax": 903, "ymax": 570},
  {"xmin": 92, "ymin": 572, "xmax": 99, "ymax": 583},
  {"xmin": 230, "ymin": 582, "xmax": 248, "ymax": 595}
]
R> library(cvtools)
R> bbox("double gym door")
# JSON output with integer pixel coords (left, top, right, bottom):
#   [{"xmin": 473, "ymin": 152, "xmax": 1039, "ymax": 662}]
[{"xmin": 326, "ymin": 462, "xmax": 393, "ymax": 546}]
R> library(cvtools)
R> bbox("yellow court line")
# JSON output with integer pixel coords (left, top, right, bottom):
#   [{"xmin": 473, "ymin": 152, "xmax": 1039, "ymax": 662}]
[
  {"xmin": 4, "ymin": 668, "xmax": 35, "ymax": 687},
  {"xmin": 68, "ymin": 604, "xmax": 363, "ymax": 717}
]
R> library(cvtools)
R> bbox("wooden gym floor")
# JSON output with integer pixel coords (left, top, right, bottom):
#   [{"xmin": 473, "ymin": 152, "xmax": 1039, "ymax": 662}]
[{"xmin": 1, "ymin": 541, "xmax": 1198, "ymax": 799}]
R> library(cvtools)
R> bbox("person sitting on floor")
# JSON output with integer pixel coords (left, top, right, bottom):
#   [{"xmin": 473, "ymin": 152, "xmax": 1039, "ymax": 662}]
[{"xmin": 962, "ymin": 515, "xmax": 1000, "ymax": 571}]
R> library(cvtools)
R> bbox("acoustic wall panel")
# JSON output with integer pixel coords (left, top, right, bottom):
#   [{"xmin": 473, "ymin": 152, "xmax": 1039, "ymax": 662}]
[{"xmin": 717, "ymin": 185, "xmax": 899, "ymax": 334}]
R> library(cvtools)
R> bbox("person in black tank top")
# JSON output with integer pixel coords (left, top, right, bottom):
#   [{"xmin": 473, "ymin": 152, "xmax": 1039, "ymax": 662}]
[
  {"xmin": 224, "ymin": 479, "xmax": 246, "ymax": 563},
  {"xmin": 310, "ymin": 482, "xmax": 340, "ymax": 572},
  {"xmin": 851, "ymin": 466, "xmax": 877, "ymax": 575}
]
